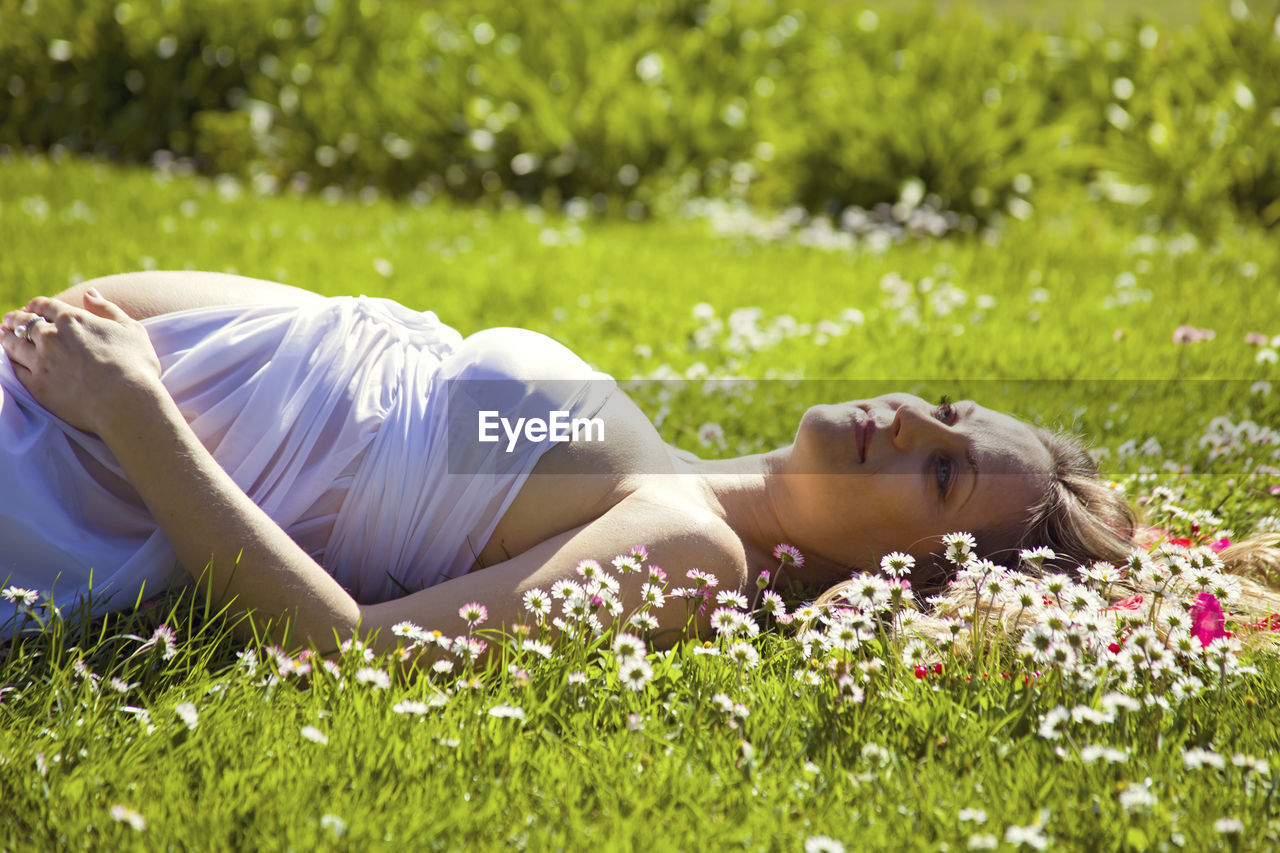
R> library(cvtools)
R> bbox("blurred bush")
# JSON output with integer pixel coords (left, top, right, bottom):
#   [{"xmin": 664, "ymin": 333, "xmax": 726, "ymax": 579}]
[{"xmin": 1, "ymin": 0, "xmax": 1276, "ymax": 229}]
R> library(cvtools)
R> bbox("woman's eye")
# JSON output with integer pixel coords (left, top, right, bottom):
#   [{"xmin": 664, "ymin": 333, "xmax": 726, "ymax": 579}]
[
  {"xmin": 933, "ymin": 394, "xmax": 956, "ymax": 423},
  {"xmin": 936, "ymin": 456, "xmax": 955, "ymax": 497}
]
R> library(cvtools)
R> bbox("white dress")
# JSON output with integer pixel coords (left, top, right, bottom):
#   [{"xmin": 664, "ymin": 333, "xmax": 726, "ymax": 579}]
[{"xmin": 0, "ymin": 296, "xmax": 615, "ymax": 627}]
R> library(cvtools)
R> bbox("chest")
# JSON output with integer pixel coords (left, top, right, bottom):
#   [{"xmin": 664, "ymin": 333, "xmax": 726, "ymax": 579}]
[{"xmin": 473, "ymin": 391, "xmax": 693, "ymax": 568}]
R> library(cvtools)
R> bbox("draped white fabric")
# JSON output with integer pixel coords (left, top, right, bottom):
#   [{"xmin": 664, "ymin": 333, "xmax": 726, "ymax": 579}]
[{"xmin": 0, "ymin": 296, "xmax": 614, "ymax": 625}]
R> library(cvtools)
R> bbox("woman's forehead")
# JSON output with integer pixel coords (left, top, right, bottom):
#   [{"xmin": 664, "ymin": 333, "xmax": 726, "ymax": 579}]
[{"xmin": 969, "ymin": 405, "xmax": 1052, "ymax": 478}]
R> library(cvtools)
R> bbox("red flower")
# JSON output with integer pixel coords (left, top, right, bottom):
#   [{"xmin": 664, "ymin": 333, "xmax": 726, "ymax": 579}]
[
  {"xmin": 913, "ymin": 665, "xmax": 927, "ymax": 679},
  {"xmin": 1189, "ymin": 593, "xmax": 1228, "ymax": 648},
  {"xmin": 1108, "ymin": 641, "xmax": 1122, "ymax": 654},
  {"xmin": 1252, "ymin": 614, "xmax": 1280, "ymax": 632},
  {"xmin": 1168, "ymin": 537, "xmax": 1192, "ymax": 548}
]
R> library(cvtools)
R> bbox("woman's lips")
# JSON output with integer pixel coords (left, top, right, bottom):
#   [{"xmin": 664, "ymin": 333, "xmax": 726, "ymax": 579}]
[{"xmin": 853, "ymin": 412, "xmax": 875, "ymax": 463}]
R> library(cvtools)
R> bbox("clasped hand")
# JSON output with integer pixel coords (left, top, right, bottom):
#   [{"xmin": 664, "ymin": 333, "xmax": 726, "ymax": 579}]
[{"xmin": 1, "ymin": 290, "xmax": 163, "ymax": 435}]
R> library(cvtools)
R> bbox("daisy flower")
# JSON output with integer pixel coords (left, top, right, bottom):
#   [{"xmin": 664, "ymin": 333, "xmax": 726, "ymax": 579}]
[
  {"xmin": 458, "ymin": 602, "xmax": 488, "ymax": 627},
  {"xmin": 803, "ymin": 836, "xmax": 845, "ymax": 853},
  {"xmin": 715, "ymin": 590, "xmax": 750, "ymax": 610},
  {"xmin": 142, "ymin": 625, "xmax": 178, "ymax": 661},
  {"xmin": 792, "ymin": 604, "xmax": 822, "ymax": 625},
  {"xmin": 1118, "ymin": 782, "xmax": 1156, "ymax": 813},
  {"xmin": 392, "ymin": 700, "xmax": 429, "ymax": 716},
  {"xmin": 174, "ymin": 701, "xmax": 199, "ymax": 731},
  {"xmin": 107, "ymin": 677, "xmax": 137, "ymax": 694},
  {"xmin": 726, "ymin": 642, "xmax": 760, "ymax": 669},
  {"xmin": 711, "ymin": 607, "xmax": 748, "ymax": 637},
  {"xmin": 1019, "ymin": 546, "xmax": 1056, "ymax": 568},
  {"xmin": 612, "ymin": 632, "xmax": 647, "ymax": 662},
  {"xmin": 354, "ymin": 667, "xmax": 391, "ymax": 689},
  {"xmin": 759, "ymin": 590, "xmax": 786, "ymax": 617},
  {"xmin": 647, "ymin": 565, "xmax": 667, "ymax": 584},
  {"xmin": 880, "ymin": 552, "xmax": 915, "ymax": 578},
  {"xmin": 628, "ymin": 612, "xmax": 659, "ymax": 632},
  {"xmin": 550, "ymin": 579, "xmax": 582, "ymax": 600},
  {"xmin": 773, "ymin": 543, "xmax": 805, "ymax": 567},
  {"xmin": 628, "ymin": 544, "xmax": 649, "ymax": 562},
  {"xmin": 1004, "ymin": 824, "xmax": 1049, "ymax": 849},
  {"xmin": 575, "ymin": 559, "xmax": 603, "ymax": 581},
  {"xmin": 522, "ymin": 588, "xmax": 552, "ymax": 617},
  {"xmin": 488, "ymin": 704, "xmax": 526, "ymax": 720},
  {"xmin": 686, "ymin": 569, "xmax": 719, "ymax": 589},
  {"xmin": 640, "ymin": 583, "xmax": 666, "ymax": 608},
  {"xmin": 619, "ymin": 658, "xmax": 653, "ymax": 691},
  {"xmin": 1183, "ymin": 747, "xmax": 1225, "ymax": 770},
  {"xmin": 1214, "ymin": 818, "xmax": 1244, "ymax": 835},
  {"xmin": 109, "ymin": 805, "xmax": 146, "ymax": 831},
  {"xmin": 521, "ymin": 639, "xmax": 553, "ymax": 658},
  {"xmin": 941, "ymin": 531, "xmax": 977, "ymax": 564},
  {"xmin": 611, "ymin": 555, "xmax": 643, "ymax": 574},
  {"xmin": 900, "ymin": 639, "xmax": 928, "ymax": 667},
  {"xmin": 1, "ymin": 586, "xmax": 39, "ymax": 606},
  {"xmin": 300, "ymin": 725, "xmax": 328, "ymax": 744}
]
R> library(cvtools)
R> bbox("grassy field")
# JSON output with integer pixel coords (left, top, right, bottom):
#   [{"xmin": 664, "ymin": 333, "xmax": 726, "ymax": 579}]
[{"xmin": 2, "ymin": 147, "xmax": 1279, "ymax": 850}]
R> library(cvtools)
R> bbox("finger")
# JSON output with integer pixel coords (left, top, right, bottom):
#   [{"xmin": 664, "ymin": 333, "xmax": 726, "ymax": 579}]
[
  {"xmin": 25, "ymin": 296, "xmax": 74, "ymax": 322},
  {"xmin": 0, "ymin": 326, "xmax": 35, "ymax": 371},
  {"xmin": 2, "ymin": 309, "xmax": 35, "ymax": 332},
  {"xmin": 5, "ymin": 310, "xmax": 51, "ymax": 342},
  {"xmin": 82, "ymin": 287, "xmax": 132, "ymax": 322}
]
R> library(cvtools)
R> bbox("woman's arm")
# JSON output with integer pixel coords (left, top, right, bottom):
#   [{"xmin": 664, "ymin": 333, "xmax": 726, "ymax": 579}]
[
  {"xmin": 358, "ymin": 495, "xmax": 746, "ymax": 655},
  {"xmin": 56, "ymin": 271, "xmax": 325, "ymax": 321},
  {"xmin": 2, "ymin": 291, "xmax": 359, "ymax": 647}
]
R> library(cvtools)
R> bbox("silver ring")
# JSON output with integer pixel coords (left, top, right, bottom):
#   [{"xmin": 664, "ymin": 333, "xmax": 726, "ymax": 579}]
[{"xmin": 17, "ymin": 316, "xmax": 47, "ymax": 342}]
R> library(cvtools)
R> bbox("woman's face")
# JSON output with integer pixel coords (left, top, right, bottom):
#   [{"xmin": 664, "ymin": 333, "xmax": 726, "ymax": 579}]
[{"xmin": 779, "ymin": 393, "xmax": 1053, "ymax": 573}]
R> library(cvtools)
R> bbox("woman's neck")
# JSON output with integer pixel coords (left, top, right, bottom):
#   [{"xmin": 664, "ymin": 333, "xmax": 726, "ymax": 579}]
[{"xmin": 685, "ymin": 450, "xmax": 854, "ymax": 589}]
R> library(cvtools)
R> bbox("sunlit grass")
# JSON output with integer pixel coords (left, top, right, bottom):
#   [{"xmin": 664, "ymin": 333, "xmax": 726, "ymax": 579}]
[{"xmin": 2, "ymin": 155, "xmax": 1280, "ymax": 850}]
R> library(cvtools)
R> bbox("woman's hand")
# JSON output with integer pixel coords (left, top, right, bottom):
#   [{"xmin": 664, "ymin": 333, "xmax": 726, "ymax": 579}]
[{"xmin": 0, "ymin": 290, "xmax": 163, "ymax": 434}]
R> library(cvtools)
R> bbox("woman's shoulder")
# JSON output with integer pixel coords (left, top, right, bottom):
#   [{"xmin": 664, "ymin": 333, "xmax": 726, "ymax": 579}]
[{"xmin": 610, "ymin": 489, "xmax": 749, "ymax": 589}]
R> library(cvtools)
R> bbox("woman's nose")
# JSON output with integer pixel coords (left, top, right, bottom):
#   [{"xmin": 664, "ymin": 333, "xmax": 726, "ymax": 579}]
[{"xmin": 890, "ymin": 403, "xmax": 936, "ymax": 450}]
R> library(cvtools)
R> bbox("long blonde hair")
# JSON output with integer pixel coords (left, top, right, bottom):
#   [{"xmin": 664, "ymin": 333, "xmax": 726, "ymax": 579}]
[{"xmin": 817, "ymin": 425, "xmax": 1280, "ymax": 655}]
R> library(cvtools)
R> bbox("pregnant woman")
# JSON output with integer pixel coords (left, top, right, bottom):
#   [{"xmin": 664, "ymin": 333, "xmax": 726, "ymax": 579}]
[{"xmin": 1, "ymin": 272, "xmax": 1273, "ymax": 649}]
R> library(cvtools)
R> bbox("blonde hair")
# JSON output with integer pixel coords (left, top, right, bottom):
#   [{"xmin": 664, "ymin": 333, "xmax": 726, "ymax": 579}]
[{"xmin": 817, "ymin": 424, "xmax": 1280, "ymax": 657}]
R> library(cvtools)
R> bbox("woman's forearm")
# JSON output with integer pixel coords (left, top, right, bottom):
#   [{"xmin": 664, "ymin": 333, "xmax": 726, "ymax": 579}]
[{"xmin": 97, "ymin": 381, "xmax": 362, "ymax": 648}]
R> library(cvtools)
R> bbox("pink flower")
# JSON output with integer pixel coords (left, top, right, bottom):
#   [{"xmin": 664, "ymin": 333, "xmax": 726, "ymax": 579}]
[
  {"xmin": 1172, "ymin": 325, "xmax": 1215, "ymax": 345},
  {"xmin": 685, "ymin": 569, "xmax": 719, "ymax": 589},
  {"xmin": 458, "ymin": 602, "xmax": 488, "ymax": 627},
  {"xmin": 1102, "ymin": 594, "xmax": 1144, "ymax": 613},
  {"xmin": 1189, "ymin": 593, "xmax": 1227, "ymax": 648},
  {"xmin": 772, "ymin": 543, "xmax": 805, "ymax": 567},
  {"xmin": 1208, "ymin": 537, "xmax": 1232, "ymax": 553},
  {"xmin": 1245, "ymin": 332, "xmax": 1269, "ymax": 347}
]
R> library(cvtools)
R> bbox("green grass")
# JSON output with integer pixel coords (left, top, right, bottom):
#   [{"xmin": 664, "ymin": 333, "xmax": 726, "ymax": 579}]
[{"xmin": 2, "ymin": 155, "xmax": 1280, "ymax": 850}]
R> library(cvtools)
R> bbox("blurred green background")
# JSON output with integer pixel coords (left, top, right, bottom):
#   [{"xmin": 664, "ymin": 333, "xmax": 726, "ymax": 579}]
[{"xmin": 3, "ymin": 0, "xmax": 1278, "ymax": 232}]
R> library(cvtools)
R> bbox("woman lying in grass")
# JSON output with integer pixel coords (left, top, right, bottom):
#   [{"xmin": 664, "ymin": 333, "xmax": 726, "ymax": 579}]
[{"xmin": 2, "ymin": 271, "xmax": 1277, "ymax": 653}]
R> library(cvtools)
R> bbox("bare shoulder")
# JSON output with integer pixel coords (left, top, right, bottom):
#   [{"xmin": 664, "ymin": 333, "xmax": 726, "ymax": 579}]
[
  {"xmin": 54, "ymin": 271, "xmax": 326, "ymax": 321},
  {"xmin": 613, "ymin": 491, "xmax": 749, "ymax": 591}
]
